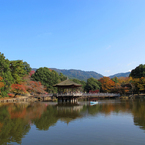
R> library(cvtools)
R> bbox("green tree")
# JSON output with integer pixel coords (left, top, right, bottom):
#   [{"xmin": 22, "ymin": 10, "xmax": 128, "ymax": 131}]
[
  {"xmin": 59, "ymin": 73, "xmax": 67, "ymax": 81},
  {"xmin": 31, "ymin": 67, "xmax": 60, "ymax": 93},
  {"xmin": 23, "ymin": 61, "xmax": 31, "ymax": 75},
  {"xmin": 111, "ymin": 77, "xmax": 118, "ymax": 84},
  {"xmin": 85, "ymin": 77, "xmax": 101, "ymax": 92},
  {"xmin": 0, "ymin": 53, "xmax": 13, "ymax": 97},
  {"xmin": 71, "ymin": 78, "xmax": 86, "ymax": 91},
  {"xmin": 130, "ymin": 64, "xmax": 145, "ymax": 78},
  {"xmin": 10, "ymin": 60, "xmax": 31, "ymax": 84}
]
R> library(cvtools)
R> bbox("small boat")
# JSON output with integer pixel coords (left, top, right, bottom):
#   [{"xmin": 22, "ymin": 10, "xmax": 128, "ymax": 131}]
[{"xmin": 90, "ymin": 101, "xmax": 98, "ymax": 105}]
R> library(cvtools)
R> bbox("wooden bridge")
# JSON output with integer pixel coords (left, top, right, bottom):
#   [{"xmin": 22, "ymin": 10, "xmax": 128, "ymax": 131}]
[
  {"xmin": 82, "ymin": 93, "xmax": 120, "ymax": 101},
  {"xmin": 55, "ymin": 92, "xmax": 120, "ymax": 102},
  {"xmin": 82, "ymin": 93, "xmax": 120, "ymax": 97},
  {"xmin": 56, "ymin": 92, "xmax": 120, "ymax": 97}
]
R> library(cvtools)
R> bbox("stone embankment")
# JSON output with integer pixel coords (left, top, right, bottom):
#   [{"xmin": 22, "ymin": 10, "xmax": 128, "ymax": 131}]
[
  {"xmin": 0, "ymin": 96, "xmax": 37, "ymax": 103},
  {"xmin": 0, "ymin": 94, "xmax": 56, "ymax": 103}
]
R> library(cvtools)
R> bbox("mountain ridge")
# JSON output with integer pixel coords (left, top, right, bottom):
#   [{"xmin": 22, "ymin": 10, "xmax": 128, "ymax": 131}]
[
  {"xmin": 109, "ymin": 72, "xmax": 130, "ymax": 78},
  {"xmin": 32, "ymin": 68, "xmax": 130, "ymax": 81},
  {"xmin": 50, "ymin": 68, "xmax": 103, "ymax": 81}
]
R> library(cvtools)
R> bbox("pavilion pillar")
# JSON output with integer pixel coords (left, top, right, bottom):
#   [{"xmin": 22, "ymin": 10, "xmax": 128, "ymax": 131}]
[
  {"xmin": 73, "ymin": 98, "xmax": 74, "ymax": 103},
  {"xmin": 74, "ymin": 98, "xmax": 76, "ymax": 103}
]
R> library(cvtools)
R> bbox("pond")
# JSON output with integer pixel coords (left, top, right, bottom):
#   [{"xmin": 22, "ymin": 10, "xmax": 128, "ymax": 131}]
[{"xmin": 0, "ymin": 99, "xmax": 145, "ymax": 145}]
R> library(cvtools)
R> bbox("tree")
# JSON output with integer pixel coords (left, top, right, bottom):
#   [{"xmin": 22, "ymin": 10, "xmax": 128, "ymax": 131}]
[
  {"xmin": 10, "ymin": 60, "xmax": 31, "ymax": 84},
  {"xmin": 132, "ymin": 77, "xmax": 145, "ymax": 94},
  {"xmin": 98, "ymin": 77, "xmax": 115, "ymax": 93},
  {"xmin": 22, "ymin": 74, "xmax": 46, "ymax": 95},
  {"xmin": 71, "ymin": 78, "xmax": 86, "ymax": 92},
  {"xmin": 29, "ymin": 70, "xmax": 35, "ymax": 77},
  {"xmin": 59, "ymin": 73, "xmax": 67, "ymax": 81},
  {"xmin": 130, "ymin": 64, "xmax": 145, "ymax": 78},
  {"xmin": 23, "ymin": 61, "xmax": 31, "ymax": 75},
  {"xmin": 111, "ymin": 77, "xmax": 118, "ymax": 84},
  {"xmin": 0, "ymin": 53, "xmax": 13, "ymax": 97},
  {"xmin": 11, "ymin": 84, "xmax": 27, "ymax": 97},
  {"xmin": 31, "ymin": 67, "xmax": 60, "ymax": 93},
  {"xmin": 85, "ymin": 77, "xmax": 101, "ymax": 93},
  {"xmin": 26, "ymin": 81, "xmax": 46, "ymax": 94},
  {"xmin": 0, "ymin": 77, "xmax": 4, "ymax": 89}
]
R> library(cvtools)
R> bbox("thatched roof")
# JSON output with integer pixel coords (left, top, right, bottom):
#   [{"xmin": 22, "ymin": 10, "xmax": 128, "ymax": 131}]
[{"xmin": 53, "ymin": 79, "xmax": 82, "ymax": 87}]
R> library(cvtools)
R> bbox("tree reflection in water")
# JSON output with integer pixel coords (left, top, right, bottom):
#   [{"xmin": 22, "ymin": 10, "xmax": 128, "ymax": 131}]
[
  {"xmin": 32, "ymin": 106, "xmax": 58, "ymax": 130},
  {"xmin": 132, "ymin": 99, "xmax": 145, "ymax": 130},
  {"xmin": 0, "ymin": 105, "xmax": 30, "ymax": 144},
  {"xmin": 0, "ymin": 99, "xmax": 145, "ymax": 144}
]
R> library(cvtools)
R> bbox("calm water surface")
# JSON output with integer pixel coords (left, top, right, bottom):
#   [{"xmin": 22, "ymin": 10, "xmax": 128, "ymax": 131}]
[{"xmin": 0, "ymin": 99, "xmax": 145, "ymax": 145}]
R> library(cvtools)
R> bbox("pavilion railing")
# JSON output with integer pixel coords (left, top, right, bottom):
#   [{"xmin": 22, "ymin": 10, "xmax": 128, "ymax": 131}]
[{"xmin": 57, "ymin": 93, "xmax": 83, "ymax": 96}]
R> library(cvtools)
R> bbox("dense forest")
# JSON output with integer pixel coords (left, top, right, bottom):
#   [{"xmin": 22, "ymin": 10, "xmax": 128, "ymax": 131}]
[{"xmin": 0, "ymin": 52, "xmax": 145, "ymax": 98}]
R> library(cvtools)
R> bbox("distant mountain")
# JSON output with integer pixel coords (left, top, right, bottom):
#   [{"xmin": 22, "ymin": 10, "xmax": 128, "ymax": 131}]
[
  {"xmin": 50, "ymin": 68, "xmax": 103, "ymax": 81},
  {"xmin": 32, "ymin": 68, "xmax": 130, "ymax": 81},
  {"xmin": 109, "ymin": 72, "xmax": 130, "ymax": 78}
]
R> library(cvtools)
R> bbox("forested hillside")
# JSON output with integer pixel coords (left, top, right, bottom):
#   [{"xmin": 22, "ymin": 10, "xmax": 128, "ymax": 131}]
[
  {"xmin": 109, "ymin": 72, "xmax": 130, "ymax": 78},
  {"xmin": 50, "ymin": 68, "xmax": 103, "ymax": 81},
  {"xmin": 33, "ymin": 68, "xmax": 131, "ymax": 81}
]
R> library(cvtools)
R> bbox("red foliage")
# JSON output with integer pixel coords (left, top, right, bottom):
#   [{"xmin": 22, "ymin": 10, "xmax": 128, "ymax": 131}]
[
  {"xmin": 8, "ymin": 93, "xmax": 14, "ymax": 98},
  {"xmin": 11, "ymin": 84, "xmax": 27, "ymax": 95},
  {"xmin": 29, "ymin": 70, "xmax": 35, "ymax": 77},
  {"xmin": 26, "ymin": 81, "xmax": 46, "ymax": 94}
]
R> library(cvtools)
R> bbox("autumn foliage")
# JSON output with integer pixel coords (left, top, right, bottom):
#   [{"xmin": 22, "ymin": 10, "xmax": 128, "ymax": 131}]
[
  {"xmin": 29, "ymin": 70, "xmax": 35, "ymax": 77},
  {"xmin": 26, "ymin": 81, "xmax": 46, "ymax": 94},
  {"xmin": 99, "ymin": 77, "xmax": 115, "ymax": 93},
  {"xmin": 0, "ymin": 76, "xmax": 4, "ymax": 89},
  {"xmin": 11, "ymin": 84, "xmax": 27, "ymax": 97},
  {"xmin": 23, "ymin": 75, "xmax": 46, "ymax": 95}
]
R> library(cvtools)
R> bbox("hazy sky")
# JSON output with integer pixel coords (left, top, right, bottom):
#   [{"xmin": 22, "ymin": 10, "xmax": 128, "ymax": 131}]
[{"xmin": 0, "ymin": 0, "xmax": 145, "ymax": 76}]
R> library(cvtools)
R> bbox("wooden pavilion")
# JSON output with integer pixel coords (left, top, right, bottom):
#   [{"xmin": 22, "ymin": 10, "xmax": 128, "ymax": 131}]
[{"xmin": 53, "ymin": 79, "xmax": 82, "ymax": 103}]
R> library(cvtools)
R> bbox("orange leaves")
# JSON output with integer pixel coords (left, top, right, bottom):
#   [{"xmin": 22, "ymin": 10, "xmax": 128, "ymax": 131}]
[
  {"xmin": 99, "ymin": 77, "xmax": 115, "ymax": 93},
  {"xmin": 11, "ymin": 83, "xmax": 27, "ymax": 95},
  {"xmin": 118, "ymin": 77, "xmax": 132, "ymax": 85},
  {"xmin": 0, "ymin": 76, "xmax": 4, "ymax": 89},
  {"xmin": 0, "ymin": 76, "xmax": 3, "ymax": 81}
]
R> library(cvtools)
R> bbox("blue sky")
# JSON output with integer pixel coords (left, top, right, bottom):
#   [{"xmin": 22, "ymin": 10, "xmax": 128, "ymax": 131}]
[{"xmin": 0, "ymin": 0, "xmax": 145, "ymax": 76}]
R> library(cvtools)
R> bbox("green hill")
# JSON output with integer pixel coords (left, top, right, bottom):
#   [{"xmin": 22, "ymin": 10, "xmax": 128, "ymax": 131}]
[
  {"xmin": 50, "ymin": 68, "xmax": 103, "ymax": 81},
  {"xmin": 109, "ymin": 72, "xmax": 130, "ymax": 78},
  {"xmin": 32, "ymin": 68, "xmax": 130, "ymax": 81}
]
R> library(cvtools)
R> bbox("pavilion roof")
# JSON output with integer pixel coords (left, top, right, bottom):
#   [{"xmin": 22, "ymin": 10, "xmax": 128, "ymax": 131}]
[{"xmin": 53, "ymin": 79, "xmax": 82, "ymax": 87}]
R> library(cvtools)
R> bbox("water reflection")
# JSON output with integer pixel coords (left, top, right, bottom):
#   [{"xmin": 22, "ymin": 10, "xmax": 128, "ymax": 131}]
[{"xmin": 0, "ymin": 99, "xmax": 145, "ymax": 144}]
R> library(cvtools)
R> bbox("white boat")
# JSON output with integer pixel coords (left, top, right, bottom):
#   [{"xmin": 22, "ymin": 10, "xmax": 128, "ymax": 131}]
[{"xmin": 90, "ymin": 101, "xmax": 98, "ymax": 105}]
